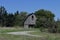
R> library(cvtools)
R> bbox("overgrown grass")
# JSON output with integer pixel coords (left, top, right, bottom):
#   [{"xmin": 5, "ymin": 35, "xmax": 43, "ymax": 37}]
[
  {"xmin": 0, "ymin": 34, "xmax": 43, "ymax": 40},
  {"xmin": 0, "ymin": 27, "xmax": 45, "ymax": 40},
  {"xmin": 30, "ymin": 31, "xmax": 60, "ymax": 40},
  {"xmin": 0, "ymin": 27, "xmax": 60, "ymax": 40},
  {"xmin": 0, "ymin": 27, "xmax": 43, "ymax": 40},
  {"xmin": 0, "ymin": 27, "xmax": 39, "ymax": 33}
]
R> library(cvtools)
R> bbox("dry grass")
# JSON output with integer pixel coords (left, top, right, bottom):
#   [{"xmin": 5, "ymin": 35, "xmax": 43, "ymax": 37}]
[{"xmin": 0, "ymin": 27, "xmax": 60, "ymax": 40}]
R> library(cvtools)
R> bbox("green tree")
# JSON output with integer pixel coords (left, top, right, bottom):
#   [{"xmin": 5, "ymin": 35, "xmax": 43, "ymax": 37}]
[
  {"xmin": 19, "ymin": 12, "xmax": 27, "ymax": 26},
  {"xmin": 0, "ymin": 6, "xmax": 8, "ymax": 27},
  {"xmin": 14, "ymin": 11, "xmax": 27, "ymax": 27},
  {"xmin": 6, "ymin": 13, "xmax": 15, "ymax": 27},
  {"xmin": 35, "ymin": 9, "xmax": 55, "ymax": 28},
  {"xmin": 56, "ymin": 19, "xmax": 60, "ymax": 33}
]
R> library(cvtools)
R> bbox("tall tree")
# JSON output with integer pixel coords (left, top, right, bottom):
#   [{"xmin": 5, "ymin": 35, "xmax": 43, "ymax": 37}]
[
  {"xmin": 14, "ymin": 11, "xmax": 27, "ymax": 27},
  {"xmin": 0, "ymin": 6, "xmax": 8, "ymax": 27},
  {"xmin": 6, "ymin": 13, "xmax": 15, "ymax": 27},
  {"xmin": 19, "ymin": 12, "xmax": 27, "ymax": 26},
  {"xmin": 34, "ymin": 9, "xmax": 55, "ymax": 28},
  {"xmin": 14, "ymin": 11, "xmax": 20, "ymax": 26},
  {"xmin": 56, "ymin": 18, "xmax": 60, "ymax": 32}
]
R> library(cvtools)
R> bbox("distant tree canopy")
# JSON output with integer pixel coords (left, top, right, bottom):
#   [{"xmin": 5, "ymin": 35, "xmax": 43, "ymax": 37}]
[
  {"xmin": 0, "ymin": 6, "xmax": 28, "ymax": 27},
  {"xmin": 35, "ymin": 9, "xmax": 55, "ymax": 20},
  {"xmin": 14, "ymin": 11, "xmax": 27, "ymax": 26},
  {"xmin": 34, "ymin": 9, "xmax": 55, "ymax": 28},
  {"xmin": 0, "ymin": 6, "xmax": 8, "ymax": 27}
]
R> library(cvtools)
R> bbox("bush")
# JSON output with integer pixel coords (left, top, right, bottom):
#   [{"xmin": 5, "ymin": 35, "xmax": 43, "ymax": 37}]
[{"xmin": 57, "ymin": 25, "xmax": 60, "ymax": 33}]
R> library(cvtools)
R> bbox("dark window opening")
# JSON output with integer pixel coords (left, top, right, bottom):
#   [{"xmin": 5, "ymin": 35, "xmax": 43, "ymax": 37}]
[{"xmin": 32, "ymin": 16, "xmax": 34, "ymax": 20}]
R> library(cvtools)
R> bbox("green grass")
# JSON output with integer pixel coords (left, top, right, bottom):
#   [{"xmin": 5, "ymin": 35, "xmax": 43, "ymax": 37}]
[
  {"xmin": 30, "ymin": 31, "xmax": 60, "ymax": 40},
  {"xmin": 0, "ymin": 34, "xmax": 43, "ymax": 40},
  {"xmin": 0, "ymin": 27, "xmax": 44, "ymax": 40},
  {"xmin": 0, "ymin": 27, "xmax": 39, "ymax": 33},
  {"xmin": 0, "ymin": 27, "xmax": 60, "ymax": 40}
]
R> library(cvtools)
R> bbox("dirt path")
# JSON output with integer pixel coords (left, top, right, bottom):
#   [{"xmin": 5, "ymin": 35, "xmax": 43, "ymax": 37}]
[{"xmin": 7, "ymin": 31, "xmax": 42, "ymax": 37}]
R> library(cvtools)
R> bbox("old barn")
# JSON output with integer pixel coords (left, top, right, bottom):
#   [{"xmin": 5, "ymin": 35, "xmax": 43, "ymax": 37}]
[{"xmin": 24, "ymin": 13, "xmax": 37, "ymax": 28}]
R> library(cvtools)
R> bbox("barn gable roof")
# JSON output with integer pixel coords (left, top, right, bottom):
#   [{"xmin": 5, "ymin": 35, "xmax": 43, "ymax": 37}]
[{"xmin": 24, "ymin": 13, "xmax": 35, "ymax": 23}]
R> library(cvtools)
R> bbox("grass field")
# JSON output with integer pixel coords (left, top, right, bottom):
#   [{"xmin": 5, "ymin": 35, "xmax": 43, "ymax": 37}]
[
  {"xmin": 0, "ymin": 27, "xmax": 60, "ymax": 40},
  {"xmin": 30, "ymin": 31, "xmax": 60, "ymax": 40}
]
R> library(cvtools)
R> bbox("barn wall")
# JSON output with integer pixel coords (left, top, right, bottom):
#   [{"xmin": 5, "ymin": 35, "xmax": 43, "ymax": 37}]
[
  {"xmin": 24, "ymin": 14, "xmax": 36, "ymax": 25},
  {"xmin": 24, "ymin": 24, "xmax": 28, "ymax": 28}
]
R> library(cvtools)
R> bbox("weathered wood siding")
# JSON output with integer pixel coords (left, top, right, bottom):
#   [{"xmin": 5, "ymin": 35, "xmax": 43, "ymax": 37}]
[{"xmin": 24, "ymin": 14, "xmax": 36, "ymax": 25}]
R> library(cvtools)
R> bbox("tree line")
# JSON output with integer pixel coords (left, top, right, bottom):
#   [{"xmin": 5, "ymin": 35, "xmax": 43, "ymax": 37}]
[
  {"xmin": 0, "ymin": 6, "xmax": 60, "ymax": 33},
  {"xmin": 0, "ymin": 6, "xmax": 27, "ymax": 27}
]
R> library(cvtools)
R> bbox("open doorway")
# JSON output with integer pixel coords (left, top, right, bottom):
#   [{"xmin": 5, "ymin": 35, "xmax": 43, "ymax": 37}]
[{"xmin": 29, "ymin": 24, "xmax": 34, "ymax": 28}]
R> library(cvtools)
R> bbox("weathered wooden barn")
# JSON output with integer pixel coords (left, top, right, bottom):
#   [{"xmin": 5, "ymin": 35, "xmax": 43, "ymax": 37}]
[{"xmin": 24, "ymin": 13, "xmax": 37, "ymax": 28}]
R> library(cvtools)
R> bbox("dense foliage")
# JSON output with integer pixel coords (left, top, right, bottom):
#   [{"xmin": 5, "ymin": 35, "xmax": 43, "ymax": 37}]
[
  {"xmin": 34, "ymin": 9, "xmax": 55, "ymax": 28},
  {"xmin": 0, "ymin": 6, "xmax": 27, "ymax": 27}
]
